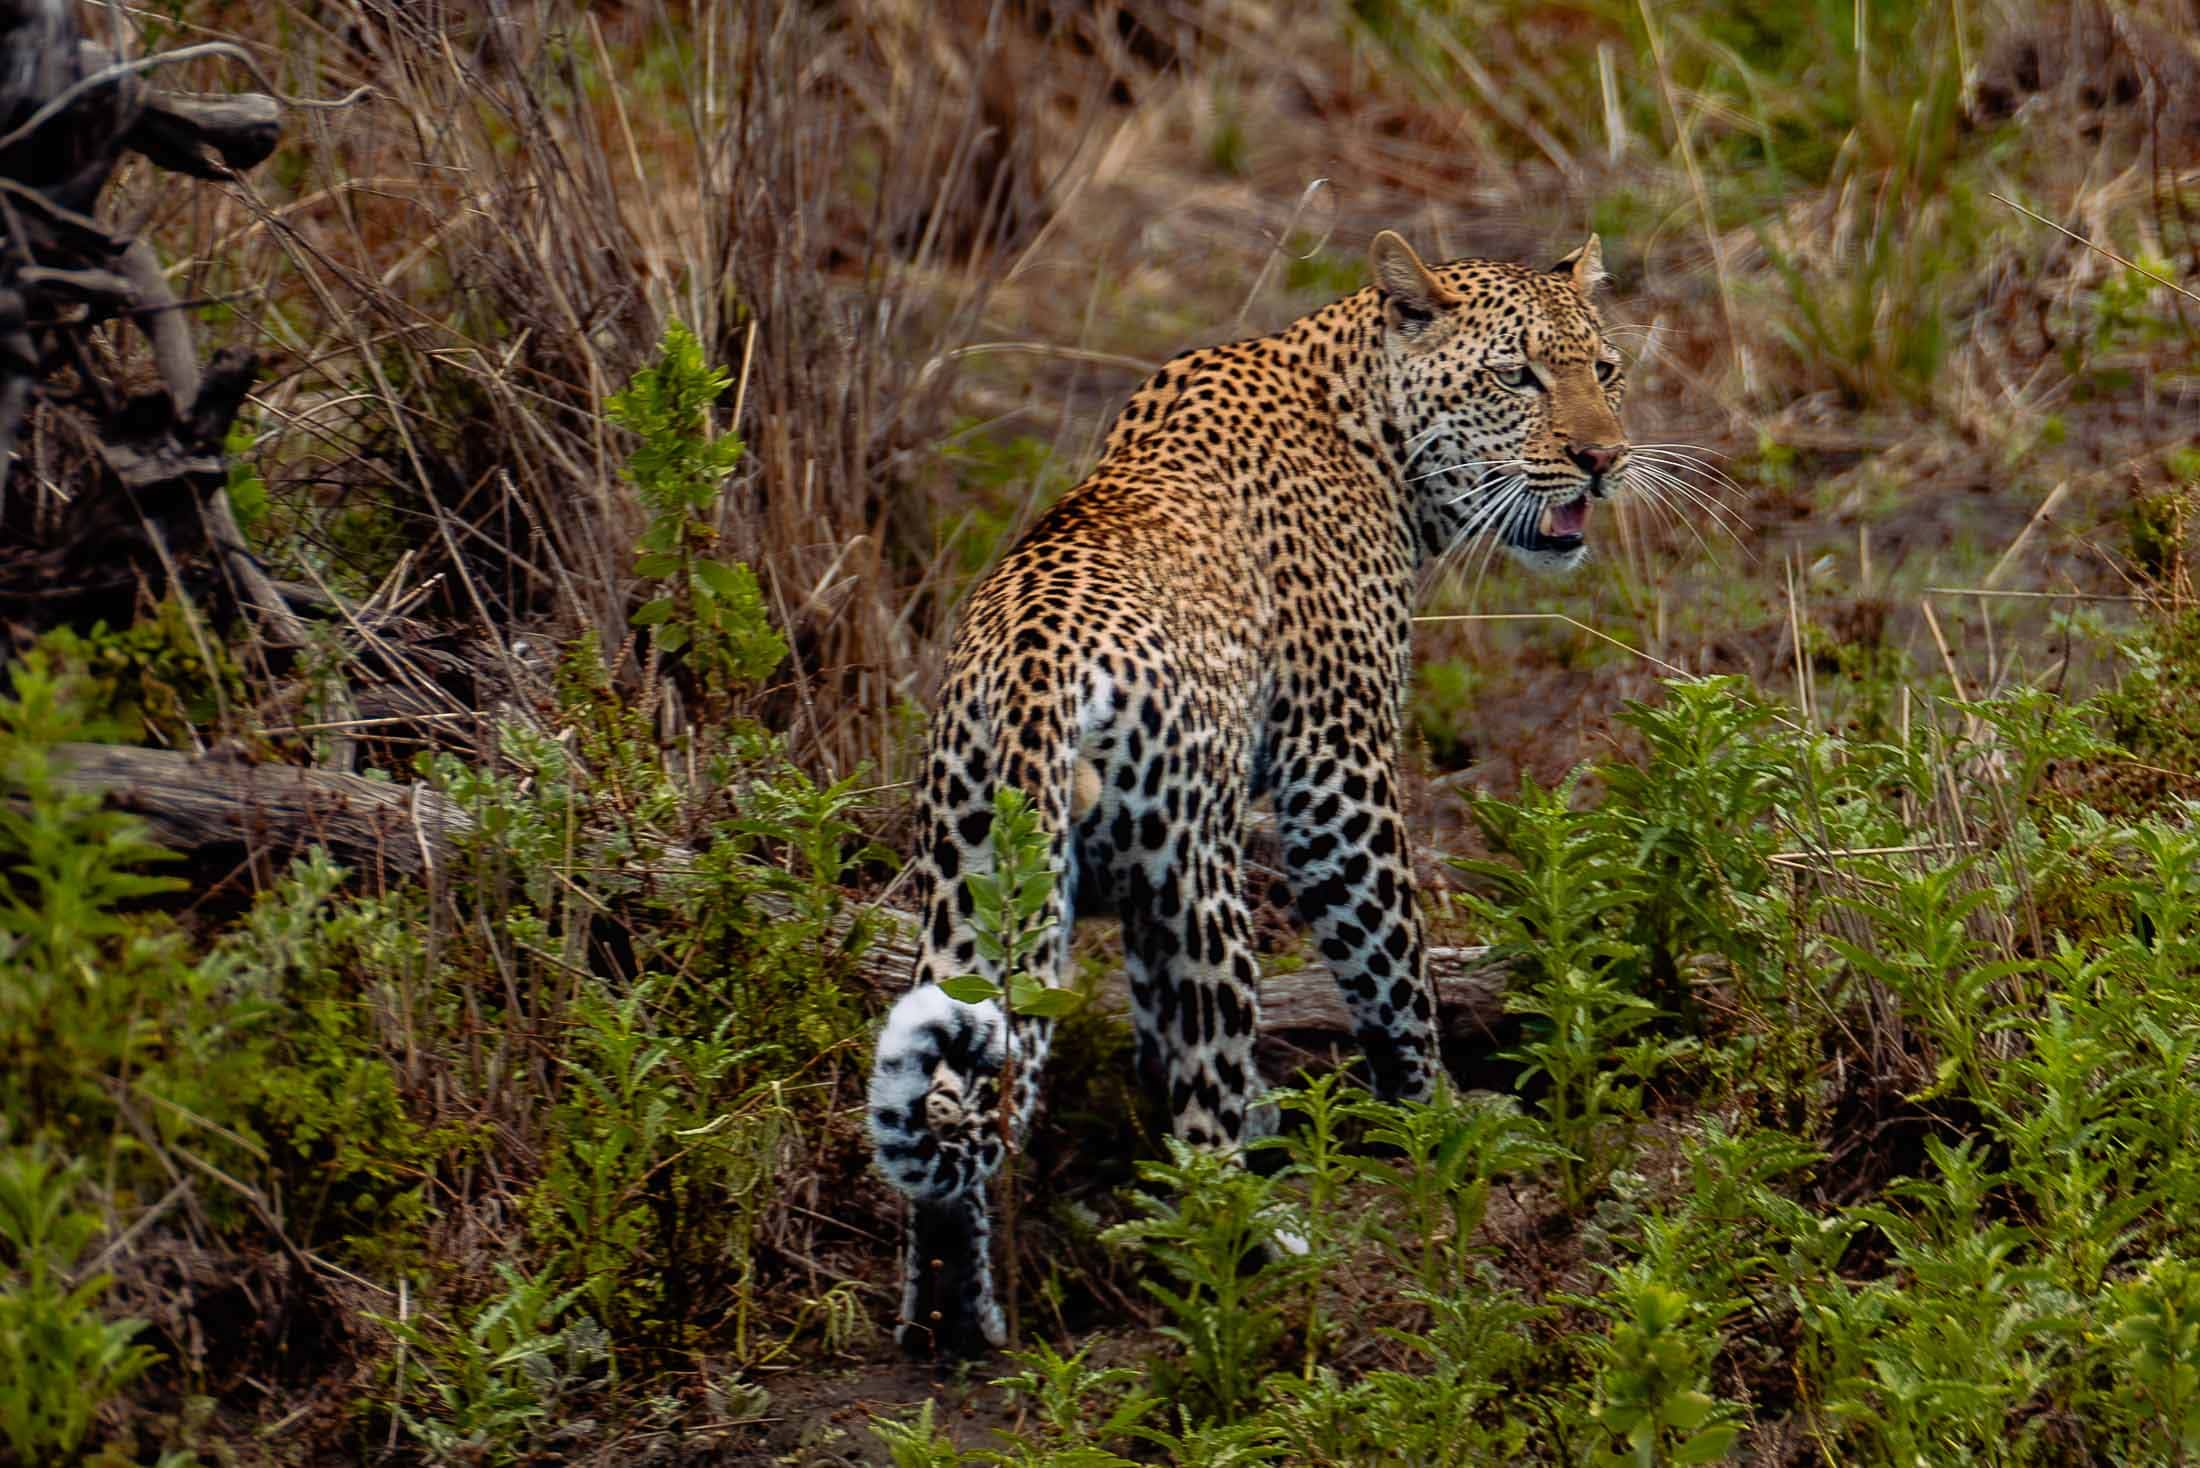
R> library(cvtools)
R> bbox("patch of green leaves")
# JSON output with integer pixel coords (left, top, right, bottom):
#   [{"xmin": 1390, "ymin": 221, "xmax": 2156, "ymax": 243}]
[
  {"xmin": 612, "ymin": 320, "xmax": 787, "ymax": 706},
  {"xmin": 0, "ymin": 1150, "xmax": 161, "ymax": 1466}
]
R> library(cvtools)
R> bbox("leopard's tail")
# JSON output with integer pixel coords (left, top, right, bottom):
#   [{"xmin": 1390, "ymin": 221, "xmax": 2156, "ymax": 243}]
[
  {"xmin": 868, "ymin": 677, "xmax": 1085, "ymax": 1352},
  {"xmin": 867, "ymin": 982, "xmax": 1013, "ymax": 1205},
  {"xmin": 869, "ymin": 668, "xmax": 1087, "ymax": 1203}
]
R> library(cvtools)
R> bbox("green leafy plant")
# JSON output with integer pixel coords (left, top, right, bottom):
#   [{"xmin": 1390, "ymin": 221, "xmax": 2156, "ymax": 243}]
[
  {"xmin": 379, "ymin": 1265, "xmax": 611, "ymax": 1466},
  {"xmin": 1345, "ymin": 1085, "xmax": 1562, "ymax": 1296},
  {"xmin": 1753, "ymin": 1, "xmax": 1979, "ymax": 406},
  {"xmin": 0, "ymin": 1149, "xmax": 161, "ymax": 1466},
  {"xmin": 1103, "ymin": 1140, "xmax": 1315, "ymax": 1424},
  {"xmin": 30, "ymin": 600, "xmax": 242, "ymax": 746},
  {"xmin": 1456, "ymin": 775, "xmax": 1680, "ymax": 1206},
  {"xmin": 611, "ymin": 320, "xmax": 787, "ymax": 709},
  {"xmin": 938, "ymin": 784, "xmax": 1077, "ymax": 1020},
  {"xmin": 987, "ymin": 1338, "xmax": 1162, "ymax": 1463},
  {"xmin": 0, "ymin": 655, "xmax": 190, "ymax": 1143},
  {"xmin": 1572, "ymin": 1263, "xmax": 1742, "ymax": 1467},
  {"xmin": 523, "ymin": 977, "xmax": 791, "ymax": 1354},
  {"xmin": 871, "ymin": 1400, "xmax": 970, "ymax": 1468},
  {"xmin": 2105, "ymin": 1255, "xmax": 2200, "ymax": 1462}
]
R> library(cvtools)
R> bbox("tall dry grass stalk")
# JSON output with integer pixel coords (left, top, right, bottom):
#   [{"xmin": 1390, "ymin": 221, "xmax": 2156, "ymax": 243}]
[{"xmin": 99, "ymin": 0, "xmax": 1073, "ymax": 779}]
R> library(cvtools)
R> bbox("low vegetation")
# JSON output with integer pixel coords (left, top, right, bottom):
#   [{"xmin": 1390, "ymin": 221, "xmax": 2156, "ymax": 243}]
[{"xmin": 1, "ymin": 0, "xmax": 2196, "ymax": 1463}]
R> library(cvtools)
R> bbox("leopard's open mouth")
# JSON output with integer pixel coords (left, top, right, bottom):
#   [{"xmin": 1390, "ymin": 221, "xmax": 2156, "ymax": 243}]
[{"xmin": 1519, "ymin": 494, "xmax": 1590, "ymax": 554}]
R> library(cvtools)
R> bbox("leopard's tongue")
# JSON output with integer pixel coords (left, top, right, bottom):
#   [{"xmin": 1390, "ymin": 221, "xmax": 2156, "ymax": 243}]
[{"xmin": 1541, "ymin": 495, "xmax": 1590, "ymax": 540}]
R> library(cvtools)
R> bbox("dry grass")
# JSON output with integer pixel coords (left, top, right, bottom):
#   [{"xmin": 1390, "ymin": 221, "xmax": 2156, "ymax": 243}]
[
  {"xmin": 49, "ymin": 0, "xmax": 2189, "ymax": 800},
  {"xmin": 87, "ymin": 0, "xmax": 1095, "ymax": 780}
]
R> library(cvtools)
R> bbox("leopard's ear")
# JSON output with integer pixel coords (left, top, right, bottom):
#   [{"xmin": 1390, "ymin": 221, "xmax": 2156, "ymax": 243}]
[
  {"xmin": 1369, "ymin": 231, "xmax": 1458, "ymax": 334},
  {"xmin": 1551, "ymin": 234, "xmax": 1606, "ymax": 295}
]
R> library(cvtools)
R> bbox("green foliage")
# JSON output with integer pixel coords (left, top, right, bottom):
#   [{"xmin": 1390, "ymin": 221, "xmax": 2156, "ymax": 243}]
[
  {"xmin": 1675, "ymin": 0, "xmax": 1982, "ymax": 405},
  {"xmin": 1600, "ymin": 679, "xmax": 1791, "ymax": 1003},
  {"xmin": 2107, "ymin": 1255, "xmax": 2200, "ymax": 1459},
  {"xmin": 0, "ymin": 655, "xmax": 191, "ymax": 1141},
  {"xmin": 1103, "ymin": 1141, "xmax": 1316, "ymax": 1423},
  {"xmin": 1344, "ymin": 1086, "xmax": 1561, "ymax": 1296},
  {"xmin": 612, "ymin": 320, "xmax": 787, "ymax": 705},
  {"xmin": 1761, "ymin": 57, "xmax": 1977, "ymax": 409},
  {"xmin": 2126, "ymin": 488, "xmax": 2189, "ymax": 586},
  {"xmin": 2102, "ymin": 606, "xmax": 2200, "ymax": 777},
  {"xmin": 871, "ymin": 1400, "xmax": 969, "ymax": 1468},
  {"xmin": 2071, "ymin": 255, "xmax": 2198, "ymax": 397},
  {"xmin": 1262, "ymin": 1290, "xmax": 1538, "ymax": 1466},
  {"xmin": 379, "ymin": 1265, "xmax": 610, "ymax": 1466},
  {"xmin": 1410, "ymin": 656, "xmax": 1484, "ymax": 767},
  {"xmin": 1456, "ymin": 774, "xmax": 1683, "ymax": 1207},
  {"xmin": 213, "ymin": 853, "xmax": 445, "ymax": 1259},
  {"xmin": 987, "ymin": 1339, "xmax": 1161, "ymax": 1463},
  {"xmin": 393, "ymin": 594, "xmax": 882, "ymax": 1377},
  {"xmin": 1573, "ymin": 1264, "xmax": 1742, "ymax": 1466},
  {"xmin": 29, "ymin": 601, "xmax": 241, "ymax": 748},
  {"xmin": 1280, "ymin": 236, "xmax": 1363, "ymax": 300},
  {"xmin": 521, "ymin": 976, "xmax": 794, "ymax": 1354},
  {"xmin": 426, "ymin": 636, "xmax": 880, "ymax": 1078},
  {"xmin": 224, "ymin": 418, "xmax": 270, "ymax": 541},
  {"xmin": 939, "ymin": 785, "xmax": 1076, "ymax": 1019},
  {"xmin": 0, "ymin": 1150, "xmax": 160, "ymax": 1466},
  {"xmin": 939, "ymin": 424, "xmax": 1079, "ymax": 577}
]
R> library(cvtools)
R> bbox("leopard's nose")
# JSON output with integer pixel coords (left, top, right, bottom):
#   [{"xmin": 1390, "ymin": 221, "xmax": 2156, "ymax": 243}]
[{"xmin": 1568, "ymin": 442, "xmax": 1624, "ymax": 477}]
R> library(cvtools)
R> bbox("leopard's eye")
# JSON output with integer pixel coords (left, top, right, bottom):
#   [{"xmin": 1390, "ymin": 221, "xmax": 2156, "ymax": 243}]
[
  {"xmin": 1595, "ymin": 357, "xmax": 1621, "ymax": 384},
  {"xmin": 1494, "ymin": 363, "xmax": 1539, "ymax": 391}
]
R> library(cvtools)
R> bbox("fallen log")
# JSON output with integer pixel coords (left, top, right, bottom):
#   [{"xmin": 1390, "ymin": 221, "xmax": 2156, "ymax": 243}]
[
  {"xmin": 847, "ymin": 886, "xmax": 1511, "ymax": 1042},
  {"xmin": 40, "ymin": 742, "xmax": 1513, "ymax": 1038},
  {"xmin": 48, "ymin": 741, "xmax": 473, "ymax": 887}
]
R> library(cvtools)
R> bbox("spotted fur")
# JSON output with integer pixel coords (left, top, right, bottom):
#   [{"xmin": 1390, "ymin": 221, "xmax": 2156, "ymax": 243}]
[{"xmin": 869, "ymin": 231, "xmax": 1630, "ymax": 1355}]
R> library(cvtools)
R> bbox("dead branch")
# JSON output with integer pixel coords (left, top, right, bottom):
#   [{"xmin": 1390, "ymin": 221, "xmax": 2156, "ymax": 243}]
[
  {"xmin": 46, "ymin": 742, "xmax": 473, "ymax": 887},
  {"xmin": 0, "ymin": 2, "xmax": 341, "ymax": 648}
]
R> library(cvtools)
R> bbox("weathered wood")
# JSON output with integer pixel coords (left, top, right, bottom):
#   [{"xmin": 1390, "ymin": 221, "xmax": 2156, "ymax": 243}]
[
  {"xmin": 127, "ymin": 89, "xmax": 280, "ymax": 178},
  {"xmin": 0, "ymin": 3, "xmax": 296, "ymax": 638},
  {"xmin": 47, "ymin": 742, "xmax": 474, "ymax": 885},
  {"xmin": 847, "ymin": 880, "xmax": 1512, "ymax": 1039},
  {"xmin": 1263, "ymin": 946, "xmax": 1510, "ymax": 1039},
  {"xmin": 40, "ymin": 742, "xmax": 1514, "ymax": 1037}
]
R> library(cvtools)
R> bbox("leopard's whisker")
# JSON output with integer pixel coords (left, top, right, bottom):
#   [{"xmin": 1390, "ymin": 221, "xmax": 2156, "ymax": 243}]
[
  {"xmin": 1628, "ymin": 456, "xmax": 1748, "ymax": 506},
  {"xmin": 1626, "ymin": 458, "xmax": 1748, "ymax": 530},
  {"xmin": 1445, "ymin": 474, "xmax": 1527, "ymax": 555},
  {"xmin": 1401, "ymin": 424, "xmax": 1447, "ymax": 470},
  {"xmin": 1431, "ymin": 480, "xmax": 1514, "ymax": 590},
  {"xmin": 1445, "ymin": 476, "xmax": 1529, "ymax": 600},
  {"xmin": 1437, "ymin": 460, "xmax": 1528, "ymax": 500},
  {"xmin": 1624, "ymin": 464, "xmax": 1748, "ymax": 556},
  {"xmin": 1418, "ymin": 455, "xmax": 1524, "ymax": 488},
  {"xmin": 1629, "ymin": 446, "xmax": 1747, "ymax": 498},
  {"xmin": 1461, "ymin": 487, "xmax": 1536, "ymax": 609},
  {"xmin": 1621, "ymin": 470, "xmax": 1722, "ymax": 561},
  {"xmin": 1624, "ymin": 451, "xmax": 1750, "ymax": 522}
]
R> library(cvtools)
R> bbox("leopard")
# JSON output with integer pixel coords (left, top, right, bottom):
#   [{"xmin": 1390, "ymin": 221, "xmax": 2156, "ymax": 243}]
[{"xmin": 868, "ymin": 229, "xmax": 1631, "ymax": 1356}]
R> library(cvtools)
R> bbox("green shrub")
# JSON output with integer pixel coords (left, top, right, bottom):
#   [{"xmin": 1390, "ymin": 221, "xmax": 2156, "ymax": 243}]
[
  {"xmin": 613, "ymin": 319, "xmax": 787, "ymax": 713},
  {"xmin": 0, "ymin": 1149, "xmax": 161, "ymax": 1466},
  {"xmin": 378, "ymin": 1265, "xmax": 611, "ymax": 1466},
  {"xmin": 0, "ymin": 657, "xmax": 195, "ymax": 1144}
]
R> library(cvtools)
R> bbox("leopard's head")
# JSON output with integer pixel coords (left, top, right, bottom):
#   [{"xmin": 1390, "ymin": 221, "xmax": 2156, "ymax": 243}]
[{"xmin": 1368, "ymin": 231, "xmax": 1630, "ymax": 577}]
